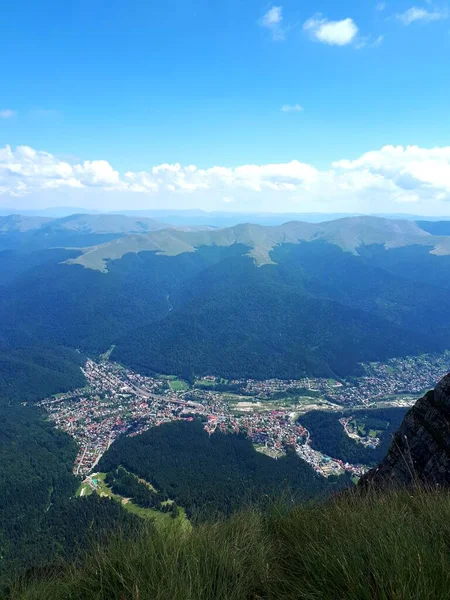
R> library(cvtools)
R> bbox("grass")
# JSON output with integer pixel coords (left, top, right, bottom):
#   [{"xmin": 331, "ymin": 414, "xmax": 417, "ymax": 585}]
[
  {"xmin": 75, "ymin": 482, "xmax": 93, "ymax": 497},
  {"xmin": 169, "ymin": 379, "xmax": 190, "ymax": 392},
  {"xmin": 84, "ymin": 473, "xmax": 189, "ymax": 529},
  {"xmin": 12, "ymin": 487, "xmax": 450, "ymax": 600},
  {"xmin": 194, "ymin": 379, "xmax": 216, "ymax": 388}
]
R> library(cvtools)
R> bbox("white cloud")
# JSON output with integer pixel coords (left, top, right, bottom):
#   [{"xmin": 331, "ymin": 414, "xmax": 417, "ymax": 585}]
[
  {"xmin": 281, "ymin": 104, "xmax": 304, "ymax": 113},
  {"xmin": 262, "ymin": 6, "xmax": 282, "ymax": 26},
  {"xmin": 333, "ymin": 145, "xmax": 450, "ymax": 193},
  {"xmin": 0, "ymin": 109, "xmax": 16, "ymax": 119},
  {"xmin": 396, "ymin": 6, "xmax": 447, "ymax": 24},
  {"xmin": 260, "ymin": 6, "xmax": 285, "ymax": 40},
  {"xmin": 373, "ymin": 35, "xmax": 384, "ymax": 46},
  {"xmin": 2, "ymin": 144, "xmax": 450, "ymax": 215},
  {"xmin": 303, "ymin": 16, "xmax": 359, "ymax": 45},
  {"xmin": 356, "ymin": 34, "xmax": 384, "ymax": 49},
  {"xmin": 376, "ymin": 2, "xmax": 386, "ymax": 11},
  {"xmin": 74, "ymin": 160, "xmax": 120, "ymax": 186}
]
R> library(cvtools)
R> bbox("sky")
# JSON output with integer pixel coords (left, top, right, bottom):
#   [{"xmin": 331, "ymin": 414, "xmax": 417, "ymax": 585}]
[{"xmin": 1, "ymin": 0, "xmax": 450, "ymax": 215}]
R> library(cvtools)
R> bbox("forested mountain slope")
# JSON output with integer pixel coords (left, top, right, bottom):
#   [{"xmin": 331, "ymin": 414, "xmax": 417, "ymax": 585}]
[
  {"xmin": 98, "ymin": 419, "xmax": 347, "ymax": 521},
  {"xmin": 0, "ymin": 347, "xmax": 132, "ymax": 589},
  {"xmin": 68, "ymin": 216, "xmax": 448, "ymax": 271},
  {"xmin": 15, "ymin": 479, "xmax": 450, "ymax": 599},
  {"xmin": 1, "ymin": 216, "xmax": 450, "ymax": 378},
  {"xmin": 0, "ymin": 400, "xmax": 134, "ymax": 587}
]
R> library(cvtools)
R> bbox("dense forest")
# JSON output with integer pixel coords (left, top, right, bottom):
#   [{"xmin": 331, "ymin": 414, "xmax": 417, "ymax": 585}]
[
  {"xmin": 0, "ymin": 402, "xmax": 135, "ymax": 589},
  {"xmin": 99, "ymin": 419, "xmax": 350, "ymax": 521},
  {"xmin": 112, "ymin": 242, "xmax": 450, "ymax": 379},
  {"xmin": 299, "ymin": 408, "xmax": 409, "ymax": 466},
  {"xmin": 108, "ymin": 246, "xmax": 450, "ymax": 377},
  {"xmin": 0, "ymin": 346, "xmax": 85, "ymax": 404},
  {"xmin": 1, "ymin": 233, "xmax": 450, "ymax": 379},
  {"xmin": 0, "ymin": 342, "xmax": 130, "ymax": 590},
  {"xmin": 106, "ymin": 467, "xmax": 167, "ymax": 509}
]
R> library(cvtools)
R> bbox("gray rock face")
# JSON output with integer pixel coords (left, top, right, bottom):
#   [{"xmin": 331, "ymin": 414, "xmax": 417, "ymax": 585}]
[{"xmin": 359, "ymin": 373, "xmax": 450, "ymax": 488}]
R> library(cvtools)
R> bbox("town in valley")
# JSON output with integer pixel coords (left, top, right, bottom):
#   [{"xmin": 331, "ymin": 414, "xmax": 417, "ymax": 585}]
[{"xmin": 38, "ymin": 352, "xmax": 450, "ymax": 479}]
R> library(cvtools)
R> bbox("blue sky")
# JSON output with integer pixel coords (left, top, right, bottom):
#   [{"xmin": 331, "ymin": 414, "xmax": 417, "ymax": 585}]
[{"xmin": 1, "ymin": 0, "xmax": 450, "ymax": 214}]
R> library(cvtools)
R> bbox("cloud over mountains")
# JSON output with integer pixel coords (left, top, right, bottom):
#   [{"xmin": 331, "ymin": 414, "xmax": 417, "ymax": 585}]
[{"xmin": 1, "ymin": 144, "xmax": 450, "ymax": 214}]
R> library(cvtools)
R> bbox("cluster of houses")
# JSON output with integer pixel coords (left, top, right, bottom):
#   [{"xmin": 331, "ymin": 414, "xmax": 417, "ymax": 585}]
[{"xmin": 39, "ymin": 351, "xmax": 450, "ymax": 479}]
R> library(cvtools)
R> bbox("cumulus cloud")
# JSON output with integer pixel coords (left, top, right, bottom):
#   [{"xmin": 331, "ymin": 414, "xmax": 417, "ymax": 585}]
[
  {"xmin": 1, "ymin": 144, "xmax": 450, "ymax": 214},
  {"xmin": 260, "ymin": 6, "xmax": 285, "ymax": 40},
  {"xmin": 396, "ymin": 6, "xmax": 447, "ymax": 24},
  {"xmin": 303, "ymin": 16, "xmax": 359, "ymax": 45},
  {"xmin": 333, "ymin": 145, "xmax": 450, "ymax": 194},
  {"xmin": 0, "ymin": 109, "xmax": 16, "ymax": 119},
  {"xmin": 281, "ymin": 104, "xmax": 304, "ymax": 113}
]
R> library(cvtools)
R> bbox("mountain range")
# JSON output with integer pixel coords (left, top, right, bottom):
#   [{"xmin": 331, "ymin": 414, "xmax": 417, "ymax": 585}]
[
  {"xmin": 66, "ymin": 216, "xmax": 450, "ymax": 272},
  {"xmin": 2, "ymin": 211, "xmax": 450, "ymax": 593},
  {"xmin": 0, "ymin": 213, "xmax": 168, "ymax": 251},
  {"xmin": 4, "ymin": 206, "xmax": 450, "ymax": 225},
  {"xmin": 1, "ymin": 214, "xmax": 450, "ymax": 379}
]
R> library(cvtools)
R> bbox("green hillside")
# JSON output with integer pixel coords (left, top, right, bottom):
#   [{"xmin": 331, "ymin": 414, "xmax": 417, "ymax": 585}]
[
  {"xmin": 0, "ymin": 344, "xmax": 134, "ymax": 590},
  {"xmin": 0, "ymin": 346, "xmax": 86, "ymax": 404},
  {"xmin": 68, "ymin": 216, "xmax": 450, "ymax": 272},
  {"xmin": 12, "ymin": 487, "xmax": 450, "ymax": 600},
  {"xmin": 2, "ymin": 218, "xmax": 450, "ymax": 378},
  {"xmin": 298, "ymin": 407, "xmax": 408, "ymax": 466},
  {"xmin": 112, "ymin": 242, "xmax": 447, "ymax": 378},
  {"xmin": 98, "ymin": 419, "xmax": 346, "ymax": 521}
]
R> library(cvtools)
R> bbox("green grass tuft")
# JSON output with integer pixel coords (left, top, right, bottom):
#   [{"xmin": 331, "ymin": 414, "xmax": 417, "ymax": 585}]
[{"xmin": 11, "ymin": 488, "xmax": 450, "ymax": 600}]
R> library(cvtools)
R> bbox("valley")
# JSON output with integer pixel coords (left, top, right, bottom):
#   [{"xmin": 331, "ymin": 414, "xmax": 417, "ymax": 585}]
[
  {"xmin": 4, "ymin": 3, "xmax": 450, "ymax": 592},
  {"xmin": 38, "ymin": 351, "xmax": 450, "ymax": 479}
]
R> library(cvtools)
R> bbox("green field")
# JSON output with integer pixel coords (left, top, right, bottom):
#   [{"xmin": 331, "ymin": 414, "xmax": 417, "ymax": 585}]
[
  {"xmin": 76, "ymin": 481, "xmax": 93, "ymax": 497},
  {"xmin": 81, "ymin": 473, "xmax": 189, "ymax": 528},
  {"xmin": 194, "ymin": 379, "xmax": 217, "ymax": 387},
  {"xmin": 169, "ymin": 379, "xmax": 190, "ymax": 391}
]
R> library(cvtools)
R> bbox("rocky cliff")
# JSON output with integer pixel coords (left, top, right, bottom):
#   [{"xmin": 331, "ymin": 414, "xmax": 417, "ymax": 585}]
[{"xmin": 359, "ymin": 373, "xmax": 450, "ymax": 488}]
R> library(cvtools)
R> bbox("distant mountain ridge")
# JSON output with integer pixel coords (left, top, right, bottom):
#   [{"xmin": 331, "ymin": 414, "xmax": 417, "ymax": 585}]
[
  {"xmin": 0, "ymin": 213, "xmax": 168, "ymax": 252},
  {"xmin": 0, "ymin": 213, "xmax": 167, "ymax": 235},
  {"xmin": 0, "ymin": 214, "xmax": 52, "ymax": 232},
  {"xmin": 67, "ymin": 216, "xmax": 450, "ymax": 272},
  {"xmin": 2, "ymin": 214, "xmax": 450, "ymax": 380},
  {"xmin": 4, "ymin": 206, "xmax": 450, "ymax": 225}
]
